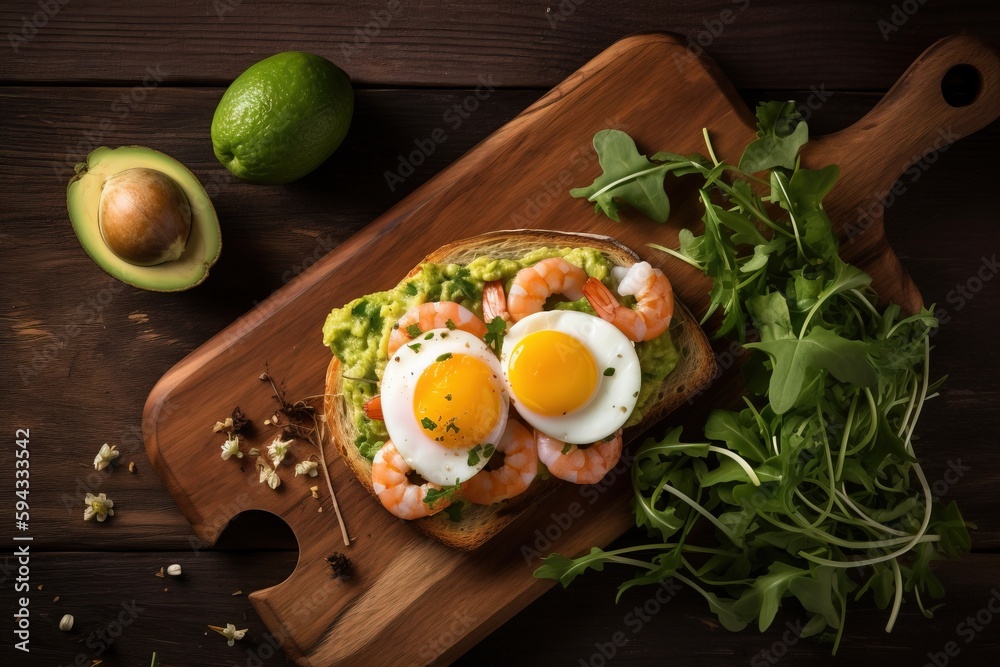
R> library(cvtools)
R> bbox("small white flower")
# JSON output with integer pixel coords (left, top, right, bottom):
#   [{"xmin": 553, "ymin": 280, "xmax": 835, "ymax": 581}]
[
  {"xmin": 93, "ymin": 443, "xmax": 119, "ymax": 471},
  {"xmin": 295, "ymin": 460, "xmax": 319, "ymax": 477},
  {"xmin": 209, "ymin": 623, "xmax": 247, "ymax": 647},
  {"xmin": 220, "ymin": 435, "xmax": 242, "ymax": 460},
  {"xmin": 258, "ymin": 462, "xmax": 281, "ymax": 490},
  {"xmin": 84, "ymin": 492, "xmax": 114, "ymax": 522},
  {"xmin": 267, "ymin": 436, "xmax": 292, "ymax": 466}
]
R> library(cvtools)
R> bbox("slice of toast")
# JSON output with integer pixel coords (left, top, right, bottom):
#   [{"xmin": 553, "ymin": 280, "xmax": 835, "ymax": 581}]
[{"xmin": 324, "ymin": 229, "xmax": 717, "ymax": 550}]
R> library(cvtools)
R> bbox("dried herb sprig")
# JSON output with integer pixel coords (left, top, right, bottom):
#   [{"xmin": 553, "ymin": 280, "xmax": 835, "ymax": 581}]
[{"xmin": 260, "ymin": 367, "xmax": 350, "ymax": 546}]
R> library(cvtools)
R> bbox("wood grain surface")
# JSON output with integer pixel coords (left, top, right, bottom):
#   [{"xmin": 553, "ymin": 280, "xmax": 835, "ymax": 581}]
[
  {"xmin": 1, "ymin": 0, "xmax": 998, "ymax": 89},
  {"xmin": 3, "ymin": 3, "xmax": 1000, "ymax": 665},
  {"xmin": 136, "ymin": 33, "xmax": 1000, "ymax": 666}
]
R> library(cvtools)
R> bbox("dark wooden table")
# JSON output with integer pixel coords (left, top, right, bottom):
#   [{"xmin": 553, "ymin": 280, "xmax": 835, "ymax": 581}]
[{"xmin": 2, "ymin": 2, "xmax": 998, "ymax": 665}]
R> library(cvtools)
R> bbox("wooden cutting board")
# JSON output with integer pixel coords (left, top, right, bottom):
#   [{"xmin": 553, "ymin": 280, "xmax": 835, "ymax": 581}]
[{"xmin": 143, "ymin": 33, "xmax": 1000, "ymax": 666}]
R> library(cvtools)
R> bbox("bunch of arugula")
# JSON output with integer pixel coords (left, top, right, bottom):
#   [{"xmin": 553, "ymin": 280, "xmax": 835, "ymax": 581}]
[{"xmin": 536, "ymin": 102, "xmax": 971, "ymax": 651}]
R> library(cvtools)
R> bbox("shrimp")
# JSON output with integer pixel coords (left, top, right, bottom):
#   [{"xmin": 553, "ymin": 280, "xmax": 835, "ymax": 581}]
[
  {"xmin": 507, "ymin": 257, "xmax": 588, "ymax": 322},
  {"xmin": 387, "ymin": 301, "xmax": 487, "ymax": 356},
  {"xmin": 481, "ymin": 280, "xmax": 510, "ymax": 326},
  {"xmin": 583, "ymin": 261, "xmax": 674, "ymax": 342},
  {"xmin": 371, "ymin": 441, "xmax": 452, "ymax": 520},
  {"xmin": 535, "ymin": 430, "xmax": 623, "ymax": 485},
  {"xmin": 461, "ymin": 420, "xmax": 538, "ymax": 505}
]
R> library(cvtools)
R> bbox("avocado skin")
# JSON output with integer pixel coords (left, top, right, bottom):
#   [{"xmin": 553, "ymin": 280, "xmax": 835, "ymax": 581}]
[{"xmin": 67, "ymin": 146, "xmax": 221, "ymax": 292}]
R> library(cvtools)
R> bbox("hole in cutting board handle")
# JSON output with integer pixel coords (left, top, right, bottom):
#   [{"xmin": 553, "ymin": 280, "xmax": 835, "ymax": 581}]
[{"xmin": 941, "ymin": 64, "xmax": 982, "ymax": 107}]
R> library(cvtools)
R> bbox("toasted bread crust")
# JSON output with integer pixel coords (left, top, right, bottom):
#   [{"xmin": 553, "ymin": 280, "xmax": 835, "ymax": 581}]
[{"xmin": 324, "ymin": 230, "xmax": 716, "ymax": 550}]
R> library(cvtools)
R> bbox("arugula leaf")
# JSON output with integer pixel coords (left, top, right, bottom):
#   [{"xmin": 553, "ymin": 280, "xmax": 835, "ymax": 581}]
[
  {"xmin": 739, "ymin": 101, "xmax": 809, "ymax": 172},
  {"xmin": 789, "ymin": 566, "xmax": 844, "ymax": 632},
  {"xmin": 746, "ymin": 327, "xmax": 877, "ymax": 414},
  {"xmin": 703, "ymin": 410, "xmax": 767, "ymax": 462},
  {"xmin": 732, "ymin": 562, "xmax": 810, "ymax": 632},
  {"xmin": 570, "ymin": 130, "xmax": 674, "ymax": 222},
  {"xmin": 535, "ymin": 547, "xmax": 613, "ymax": 587}
]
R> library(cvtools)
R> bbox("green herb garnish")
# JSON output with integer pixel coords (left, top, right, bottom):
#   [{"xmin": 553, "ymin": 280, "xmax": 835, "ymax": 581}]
[
  {"xmin": 436, "ymin": 352, "xmax": 453, "ymax": 362},
  {"xmin": 603, "ymin": 367, "xmax": 615, "ymax": 376},
  {"xmin": 443, "ymin": 501, "xmax": 466, "ymax": 522},
  {"xmin": 540, "ymin": 102, "xmax": 970, "ymax": 652},
  {"xmin": 423, "ymin": 479, "xmax": 461, "ymax": 506},
  {"xmin": 420, "ymin": 417, "xmax": 437, "ymax": 431},
  {"xmin": 452, "ymin": 267, "xmax": 478, "ymax": 301},
  {"xmin": 445, "ymin": 394, "xmax": 453, "ymax": 401},
  {"xmin": 484, "ymin": 316, "xmax": 506, "ymax": 356},
  {"xmin": 467, "ymin": 444, "xmax": 483, "ymax": 466},
  {"xmin": 445, "ymin": 318, "xmax": 457, "ymax": 330},
  {"xmin": 408, "ymin": 343, "xmax": 421, "ymax": 353},
  {"xmin": 468, "ymin": 442, "xmax": 496, "ymax": 466},
  {"xmin": 405, "ymin": 323, "xmax": 422, "ymax": 338},
  {"xmin": 445, "ymin": 421, "xmax": 461, "ymax": 434},
  {"xmin": 405, "ymin": 281, "xmax": 419, "ymax": 296}
]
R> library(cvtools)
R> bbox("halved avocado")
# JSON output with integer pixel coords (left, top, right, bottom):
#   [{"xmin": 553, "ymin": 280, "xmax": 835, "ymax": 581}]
[{"xmin": 67, "ymin": 146, "xmax": 221, "ymax": 292}]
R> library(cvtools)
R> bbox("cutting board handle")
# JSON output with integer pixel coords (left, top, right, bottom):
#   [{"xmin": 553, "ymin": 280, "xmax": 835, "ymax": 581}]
[{"xmin": 815, "ymin": 35, "xmax": 1000, "ymax": 194}]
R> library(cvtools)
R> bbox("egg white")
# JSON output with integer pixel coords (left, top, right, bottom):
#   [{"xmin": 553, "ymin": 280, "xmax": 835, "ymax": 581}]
[
  {"xmin": 500, "ymin": 310, "xmax": 641, "ymax": 444},
  {"xmin": 380, "ymin": 328, "xmax": 509, "ymax": 486}
]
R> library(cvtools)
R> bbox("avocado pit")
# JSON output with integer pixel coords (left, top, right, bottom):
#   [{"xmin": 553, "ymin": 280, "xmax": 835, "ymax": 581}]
[{"xmin": 99, "ymin": 168, "xmax": 192, "ymax": 266}]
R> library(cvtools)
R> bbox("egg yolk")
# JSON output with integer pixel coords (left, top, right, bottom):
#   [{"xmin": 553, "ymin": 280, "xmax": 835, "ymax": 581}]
[
  {"xmin": 507, "ymin": 330, "xmax": 598, "ymax": 416},
  {"xmin": 413, "ymin": 353, "xmax": 502, "ymax": 449}
]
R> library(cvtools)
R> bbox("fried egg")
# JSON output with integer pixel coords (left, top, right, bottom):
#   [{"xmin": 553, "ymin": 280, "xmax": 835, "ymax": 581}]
[
  {"xmin": 380, "ymin": 328, "xmax": 509, "ymax": 486},
  {"xmin": 500, "ymin": 310, "xmax": 641, "ymax": 444}
]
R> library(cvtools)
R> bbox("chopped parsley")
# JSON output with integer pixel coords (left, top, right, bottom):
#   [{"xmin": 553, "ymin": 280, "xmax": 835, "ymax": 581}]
[
  {"xmin": 423, "ymin": 479, "xmax": 461, "ymax": 507},
  {"xmin": 484, "ymin": 316, "xmax": 506, "ymax": 356}
]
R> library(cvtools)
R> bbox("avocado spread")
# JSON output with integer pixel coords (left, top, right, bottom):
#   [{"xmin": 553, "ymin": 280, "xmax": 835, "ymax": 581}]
[{"xmin": 322, "ymin": 247, "xmax": 679, "ymax": 460}]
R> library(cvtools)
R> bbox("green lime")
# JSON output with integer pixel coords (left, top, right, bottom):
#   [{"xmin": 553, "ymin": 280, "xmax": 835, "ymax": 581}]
[{"xmin": 211, "ymin": 52, "xmax": 354, "ymax": 184}]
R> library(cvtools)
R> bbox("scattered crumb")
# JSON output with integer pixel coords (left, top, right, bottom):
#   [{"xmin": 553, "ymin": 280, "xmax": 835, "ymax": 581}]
[
  {"xmin": 128, "ymin": 461, "xmax": 136, "ymax": 473},
  {"xmin": 310, "ymin": 486, "xmax": 319, "ymax": 499},
  {"xmin": 128, "ymin": 312, "xmax": 150, "ymax": 324},
  {"xmin": 318, "ymin": 507, "xmax": 323, "ymax": 513},
  {"xmin": 163, "ymin": 587, "xmax": 168, "ymax": 592},
  {"xmin": 232, "ymin": 590, "xmax": 242, "ymax": 596},
  {"xmin": 155, "ymin": 567, "xmax": 165, "ymax": 578},
  {"xmin": 53, "ymin": 596, "xmax": 60, "ymax": 603},
  {"xmin": 37, "ymin": 584, "xmax": 43, "ymax": 590}
]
